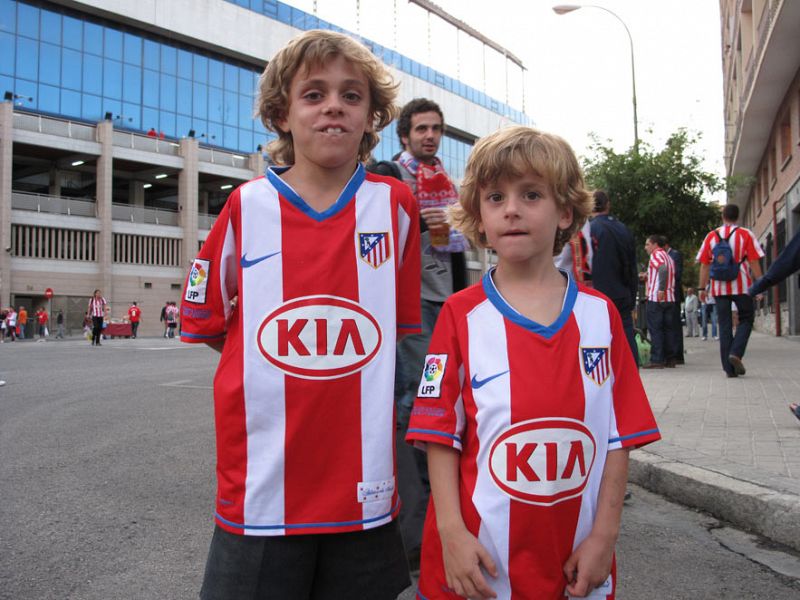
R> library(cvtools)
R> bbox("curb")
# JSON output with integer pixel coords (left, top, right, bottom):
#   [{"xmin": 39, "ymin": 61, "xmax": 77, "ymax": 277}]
[{"xmin": 629, "ymin": 450, "xmax": 800, "ymax": 553}]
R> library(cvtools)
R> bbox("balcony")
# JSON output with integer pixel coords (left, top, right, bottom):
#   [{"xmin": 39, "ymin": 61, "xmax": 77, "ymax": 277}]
[
  {"xmin": 112, "ymin": 203, "xmax": 178, "ymax": 226},
  {"xmin": 12, "ymin": 191, "xmax": 96, "ymax": 217},
  {"xmin": 12, "ymin": 112, "xmax": 96, "ymax": 142}
]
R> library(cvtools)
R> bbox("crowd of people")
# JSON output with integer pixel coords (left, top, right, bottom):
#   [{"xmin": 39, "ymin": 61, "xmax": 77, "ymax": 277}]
[{"xmin": 0, "ymin": 305, "xmax": 52, "ymax": 341}]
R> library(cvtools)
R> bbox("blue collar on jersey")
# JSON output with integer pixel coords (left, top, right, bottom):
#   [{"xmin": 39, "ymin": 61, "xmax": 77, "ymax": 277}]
[
  {"xmin": 265, "ymin": 164, "xmax": 366, "ymax": 222},
  {"xmin": 482, "ymin": 267, "xmax": 578, "ymax": 339}
]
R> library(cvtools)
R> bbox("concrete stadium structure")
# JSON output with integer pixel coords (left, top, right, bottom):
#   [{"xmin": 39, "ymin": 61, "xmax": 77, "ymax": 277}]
[{"xmin": 0, "ymin": 0, "xmax": 527, "ymax": 336}]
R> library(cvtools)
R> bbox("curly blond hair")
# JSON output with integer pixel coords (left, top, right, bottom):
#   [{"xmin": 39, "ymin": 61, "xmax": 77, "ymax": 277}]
[
  {"xmin": 255, "ymin": 30, "xmax": 398, "ymax": 165},
  {"xmin": 452, "ymin": 126, "xmax": 592, "ymax": 255}
]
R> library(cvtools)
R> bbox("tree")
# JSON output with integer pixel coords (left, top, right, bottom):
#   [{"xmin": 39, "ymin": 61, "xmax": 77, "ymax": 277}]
[{"xmin": 583, "ymin": 129, "xmax": 722, "ymax": 278}]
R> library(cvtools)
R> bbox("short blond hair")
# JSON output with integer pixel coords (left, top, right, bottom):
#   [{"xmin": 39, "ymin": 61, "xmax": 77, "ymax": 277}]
[
  {"xmin": 256, "ymin": 30, "xmax": 398, "ymax": 165},
  {"xmin": 453, "ymin": 126, "xmax": 592, "ymax": 255}
]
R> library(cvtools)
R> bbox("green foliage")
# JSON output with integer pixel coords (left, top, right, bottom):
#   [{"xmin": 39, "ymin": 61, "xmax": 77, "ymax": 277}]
[{"xmin": 583, "ymin": 129, "xmax": 722, "ymax": 270}]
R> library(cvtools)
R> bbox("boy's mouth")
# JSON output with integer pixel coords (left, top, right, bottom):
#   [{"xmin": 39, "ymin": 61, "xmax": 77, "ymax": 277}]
[
  {"xmin": 502, "ymin": 230, "xmax": 527, "ymax": 236},
  {"xmin": 319, "ymin": 126, "xmax": 346, "ymax": 134}
]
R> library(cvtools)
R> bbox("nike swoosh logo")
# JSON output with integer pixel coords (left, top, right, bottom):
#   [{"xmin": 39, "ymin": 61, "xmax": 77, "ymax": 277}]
[
  {"xmin": 240, "ymin": 251, "xmax": 281, "ymax": 268},
  {"xmin": 471, "ymin": 370, "xmax": 509, "ymax": 389}
]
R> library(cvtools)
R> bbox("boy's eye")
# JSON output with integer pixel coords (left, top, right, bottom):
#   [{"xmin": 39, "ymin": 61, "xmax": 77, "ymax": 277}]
[
  {"xmin": 302, "ymin": 91, "xmax": 323, "ymax": 101},
  {"xmin": 486, "ymin": 193, "xmax": 503, "ymax": 203},
  {"xmin": 524, "ymin": 191, "xmax": 541, "ymax": 201},
  {"xmin": 343, "ymin": 92, "xmax": 363, "ymax": 103}
]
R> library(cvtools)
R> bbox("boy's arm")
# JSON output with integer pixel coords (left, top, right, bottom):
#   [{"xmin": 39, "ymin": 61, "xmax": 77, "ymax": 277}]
[
  {"xmin": 428, "ymin": 444, "xmax": 498, "ymax": 600},
  {"xmin": 563, "ymin": 448, "xmax": 629, "ymax": 597}
]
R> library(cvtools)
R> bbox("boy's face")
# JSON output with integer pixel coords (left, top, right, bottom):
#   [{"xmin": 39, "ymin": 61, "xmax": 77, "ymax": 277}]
[
  {"xmin": 477, "ymin": 173, "xmax": 572, "ymax": 266},
  {"xmin": 277, "ymin": 55, "xmax": 372, "ymax": 174},
  {"xmin": 401, "ymin": 111, "xmax": 443, "ymax": 165}
]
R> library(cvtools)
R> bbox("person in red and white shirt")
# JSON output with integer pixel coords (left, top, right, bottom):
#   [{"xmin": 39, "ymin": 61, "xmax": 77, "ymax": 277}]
[
  {"xmin": 408, "ymin": 127, "xmax": 660, "ymax": 600},
  {"xmin": 697, "ymin": 204, "xmax": 764, "ymax": 378},
  {"xmin": 179, "ymin": 29, "xmax": 420, "ymax": 600},
  {"xmin": 86, "ymin": 290, "xmax": 106, "ymax": 347},
  {"xmin": 641, "ymin": 235, "xmax": 676, "ymax": 368}
]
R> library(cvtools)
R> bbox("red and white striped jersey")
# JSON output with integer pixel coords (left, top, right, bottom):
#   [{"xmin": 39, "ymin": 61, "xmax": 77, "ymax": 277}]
[
  {"xmin": 645, "ymin": 248, "xmax": 675, "ymax": 302},
  {"xmin": 180, "ymin": 165, "xmax": 421, "ymax": 536},
  {"xmin": 87, "ymin": 297, "xmax": 106, "ymax": 317},
  {"xmin": 696, "ymin": 225, "xmax": 765, "ymax": 296},
  {"xmin": 406, "ymin": 271, "xmax": 660, "ymax": 599}
]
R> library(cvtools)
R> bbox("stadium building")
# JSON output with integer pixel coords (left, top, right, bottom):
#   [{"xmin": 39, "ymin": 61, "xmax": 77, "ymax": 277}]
[{"xmin": 0, "ymin": 0, "xmax": 528, "ymax": 336}]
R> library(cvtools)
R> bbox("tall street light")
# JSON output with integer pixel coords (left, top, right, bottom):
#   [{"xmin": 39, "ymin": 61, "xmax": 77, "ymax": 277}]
[{"xmin": 553, "ymin": 4, "xmax": 639, "ymax": 154}]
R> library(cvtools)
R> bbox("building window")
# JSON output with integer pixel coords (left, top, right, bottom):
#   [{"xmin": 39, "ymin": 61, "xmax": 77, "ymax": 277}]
[{"xmin": 779, "ymin": 109, "xmax": 791, "ymax": 166}]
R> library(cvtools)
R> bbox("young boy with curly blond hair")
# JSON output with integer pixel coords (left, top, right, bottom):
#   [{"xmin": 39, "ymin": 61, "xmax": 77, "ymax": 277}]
[
  {"xmin": 407, "ymin": 126, "xmax": 660, "ymax": 599},
  {"xmin": 180, "ymin": 29, "xmax": 421, "ymax": 599}
]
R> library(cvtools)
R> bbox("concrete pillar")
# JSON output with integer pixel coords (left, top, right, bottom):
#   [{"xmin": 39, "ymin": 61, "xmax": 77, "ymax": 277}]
[
  {"xmin": 250, "ymin": 150, "xmax": 265, "ymax": 179},
  {"xmin": 199, "ymin": 189, "xmax": 209, "ymax": 215},
  {"xmin": 96, "ymin": 120, "xmax": 114, "ymax": 299},
  {"xmin": 50, "ymin": 167, "xmax": 62, "ymax": 196},
  {"xmin": 129, "ymin": 181, "xmax": 145, "ymax": 208},
  {"xmin": 0, "ymin": 101, "xmax": 13, "ymax": 307},
  {"xmin": 179, "ymin": 137, "xmax": 199, "ymax": 267}
]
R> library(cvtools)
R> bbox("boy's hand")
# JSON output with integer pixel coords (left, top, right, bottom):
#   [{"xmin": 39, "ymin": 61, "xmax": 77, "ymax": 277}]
[
  {"xmin": 440, "ymin": 526, "xmax": 498, "ymax": 599},
  {"xmin": 562, "ymin": 533, "xmax": 614, "ymax": 597}
]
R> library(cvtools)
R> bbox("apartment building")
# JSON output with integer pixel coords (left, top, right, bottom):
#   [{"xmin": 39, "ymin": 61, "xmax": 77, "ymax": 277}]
[{"xmin": 720, "ymin": 0, "xmax": 800, "ymax": 334}]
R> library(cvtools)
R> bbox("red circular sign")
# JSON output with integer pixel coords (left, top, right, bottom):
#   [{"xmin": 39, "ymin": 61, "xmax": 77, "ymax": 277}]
[{"xmin": 44, "ymin": 288, "xmax": 54, "ymax": 299}]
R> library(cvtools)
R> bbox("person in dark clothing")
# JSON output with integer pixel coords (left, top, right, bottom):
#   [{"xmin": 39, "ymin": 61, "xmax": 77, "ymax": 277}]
[
  {"xmin": 589, "ymin": 190, "xmax": 639, "ymax": 365},
  {"xmin": 665, "ymin": 239, "xmax": 684, "ymax": 365}
]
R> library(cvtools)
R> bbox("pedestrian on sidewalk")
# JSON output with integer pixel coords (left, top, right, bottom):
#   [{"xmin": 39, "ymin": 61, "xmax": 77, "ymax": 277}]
[
  {"xmin": 701, "ymin": 283, "xmax": 718, "ymax": 340},
  {"xmin": 697, "ymin": 204, "xmax": 764, "ymax": 378},
  {"xmin": 665, "ymin": 238, "xmax": 685, "ymax": 364},
  {"xmin": 684, "ymin": 287, "xmax": 700, "ymax": 337},
  {"xmin": 589, "ymin": 190, "xmax": 640, "ymax": 365},
  {"xmin": 5, "ymin": 307, "xmax": 17, "ymax": 342},
  {"xmin": 17, "ymin": 306, "xmax": 27, "ymax": 339},
  {"xmin": 642, "ymin": 235, "xmax": 676, "ymax": 369},
  {"xmin": 87, "ymin": 290, "xmax": 106, "ymax": 347},
  {"xmin": 127, "ymin": 302, "xmax": 141, "ymax": 339},
  {"xmin": 36, "ymin": 307, "xmax": 48, "ymax": 338},
  {"xmin": 55, "ymin": 310, "xmax": 65, "ymax": 339}
]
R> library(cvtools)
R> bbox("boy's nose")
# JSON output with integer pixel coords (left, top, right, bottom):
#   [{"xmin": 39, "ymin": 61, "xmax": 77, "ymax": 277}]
[{"xmin": 322, "ymin": 97, "xmax": 344, "ymax": 114}]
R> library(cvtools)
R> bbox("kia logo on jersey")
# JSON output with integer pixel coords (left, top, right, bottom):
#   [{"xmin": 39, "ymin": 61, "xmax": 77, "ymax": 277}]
[
  {"xmin": 488, "ymin": 418, "xmax": 596, "ymax": 506},
  {"xmin": 257, "ymin": 295, "xmax": 382, "ymax": 380}
]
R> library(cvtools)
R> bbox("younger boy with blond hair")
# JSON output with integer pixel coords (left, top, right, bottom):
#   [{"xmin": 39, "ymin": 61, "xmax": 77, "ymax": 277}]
[
  {"xmin": 407, "ymin": 126, "xmax": 659, "ymax": 599},
  {"xmin": 181, "ymin": 29, "xmax": 421, "ymax": 599}
]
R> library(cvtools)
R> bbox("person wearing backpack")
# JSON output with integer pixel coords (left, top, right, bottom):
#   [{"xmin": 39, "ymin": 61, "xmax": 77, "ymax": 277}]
[{"xmin": 697, "ymin": 204, "xmax": 764, "ymax": 378}]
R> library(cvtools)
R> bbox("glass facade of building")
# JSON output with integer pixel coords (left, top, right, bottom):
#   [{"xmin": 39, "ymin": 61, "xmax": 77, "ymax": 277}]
[
  {"xmin": 0, "ymin": 0, "xmax": 488, "ymax": 173},
  {"xmin": 0, "ymin": 0, "xmax": 270, "ymax": 153}
]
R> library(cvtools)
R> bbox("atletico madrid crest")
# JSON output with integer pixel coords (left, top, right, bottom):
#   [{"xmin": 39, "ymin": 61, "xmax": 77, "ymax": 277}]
[
  {"xmin": 358, "ymin": 232, "xmax": 391, "ymax": 269},
  {"xmin": 581, "ymin": 347, "xmax": 610, "ymax": 386}
]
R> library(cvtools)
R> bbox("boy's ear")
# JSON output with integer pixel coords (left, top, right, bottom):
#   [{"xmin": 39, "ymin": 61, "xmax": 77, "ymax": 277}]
[
  {"xmin": 275, "ymin": 115, "xmax": 290, "ymax": 134},
  {"xmin": 558, "ymin": 204, "xmax": 574, "ymax": 231}
]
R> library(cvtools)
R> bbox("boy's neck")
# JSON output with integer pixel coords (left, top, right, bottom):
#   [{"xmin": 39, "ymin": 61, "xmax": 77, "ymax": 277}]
[
  {"xmin": 492, "ymin": 259, "xmax": 567, "ymax": 325},
  {"xmin": 278, "ymin": 160, "xmax": 359, "ymax": 212}
]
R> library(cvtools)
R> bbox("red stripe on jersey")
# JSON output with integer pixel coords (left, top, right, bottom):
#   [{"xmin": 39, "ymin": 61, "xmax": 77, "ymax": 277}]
[
  {"xmin": 278, "ymin": 198, "xmax": 366, "ymax": 531},
  {"xmin": 646, "ymin": 248, "xmax": 675, "ymax": 302}
]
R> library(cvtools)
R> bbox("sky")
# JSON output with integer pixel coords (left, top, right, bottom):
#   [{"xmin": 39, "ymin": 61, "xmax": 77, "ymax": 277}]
[{"xmin": 285, "ymin": 0, "xmax": 726, "ymax": 192}]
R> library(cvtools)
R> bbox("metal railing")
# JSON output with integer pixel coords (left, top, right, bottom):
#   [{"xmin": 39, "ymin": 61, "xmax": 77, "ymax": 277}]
[
  {"xmin": 12, "ymin": 191, "xmax": 96, "ymax": 217},
  {"xmin": 12, "ymin": 111, "xmax": 97, "ymax": 142},
  {"xmin": 112, "ymin": 131, "xmax": 181, "ymax": 155},
  {"xmin": 111, "ymin": 203, "xmax": 178, "ymax": 226},
  {"xmin": 198, "ymin": 213, "xmax": 217, "ymax": 230},
  {"xmin": 197, "ymin": 146, "xmax": 250, "ymax": 169}
]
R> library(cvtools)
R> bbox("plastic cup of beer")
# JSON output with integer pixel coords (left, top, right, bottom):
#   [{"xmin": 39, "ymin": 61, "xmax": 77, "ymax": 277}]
[{"xmin": 429, "ymin": 222, "xmax": 450, "ymax": 248}]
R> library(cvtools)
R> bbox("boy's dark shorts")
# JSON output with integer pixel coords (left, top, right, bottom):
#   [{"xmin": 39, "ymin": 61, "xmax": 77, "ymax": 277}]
[{"xmin": 199, "ymin": 520, "xmax": 411, "ymax": 600}]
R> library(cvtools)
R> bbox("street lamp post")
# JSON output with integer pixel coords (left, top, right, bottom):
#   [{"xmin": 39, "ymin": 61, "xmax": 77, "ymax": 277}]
[{"xmin": 553, "ymin": 4, "xmax": 639, "ymax": 154}]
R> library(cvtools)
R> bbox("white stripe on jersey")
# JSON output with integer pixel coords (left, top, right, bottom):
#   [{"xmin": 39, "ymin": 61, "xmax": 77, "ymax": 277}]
[
  {"xmin": 240, "ymin": 178, "xmax": 288, "ymax": 535},
  {"xmin": 355, "ymin": 180, "xmax": 399, "ymax": 525},
  {"xmin": 571, "ymin": 291, "xmax": 614, "ymax": 551},
  {"xmin": 468, "ymin": 299, "xmax": 513, "ymax": 599}
]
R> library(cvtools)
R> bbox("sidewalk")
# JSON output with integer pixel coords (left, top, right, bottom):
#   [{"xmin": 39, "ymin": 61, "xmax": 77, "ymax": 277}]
[{"xmin": 631, "ymin": 331, "xmax": 800, "ymax": 552}]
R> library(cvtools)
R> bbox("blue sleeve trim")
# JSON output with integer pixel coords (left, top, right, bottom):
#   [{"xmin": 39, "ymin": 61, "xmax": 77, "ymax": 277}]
[
  {"xmin": 407, "ymin": 428, "xmax": 461, "ymax": 444},
  {"xmin": 180, "ymin": 331, "xmax": 226, "ymax": 340},
  {"xmin": 608, "ymin": 428, "xmax": 660, "ymax": 444},
  {"xmin": 398, "ymin": 323, "xmax": 422, "ymax": 329}
]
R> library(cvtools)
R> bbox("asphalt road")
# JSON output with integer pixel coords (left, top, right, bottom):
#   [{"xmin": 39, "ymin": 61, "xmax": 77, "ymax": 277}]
[{"xmin": 2, "ymin": 337, "xmax": 799, "ymax": 599}]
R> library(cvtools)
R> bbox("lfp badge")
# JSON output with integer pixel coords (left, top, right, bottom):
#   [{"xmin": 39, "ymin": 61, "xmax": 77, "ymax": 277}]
[
  {"xmin": 418, "ymin": 354, "xmax": 447, "ymax": 398},
  {"xmin": 358, "ymin": 232, "xmax": 391, "ymax": 269},
  {"xmin": 185, "ymin": 258, "xmax": 210, "ymax": 304}
]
